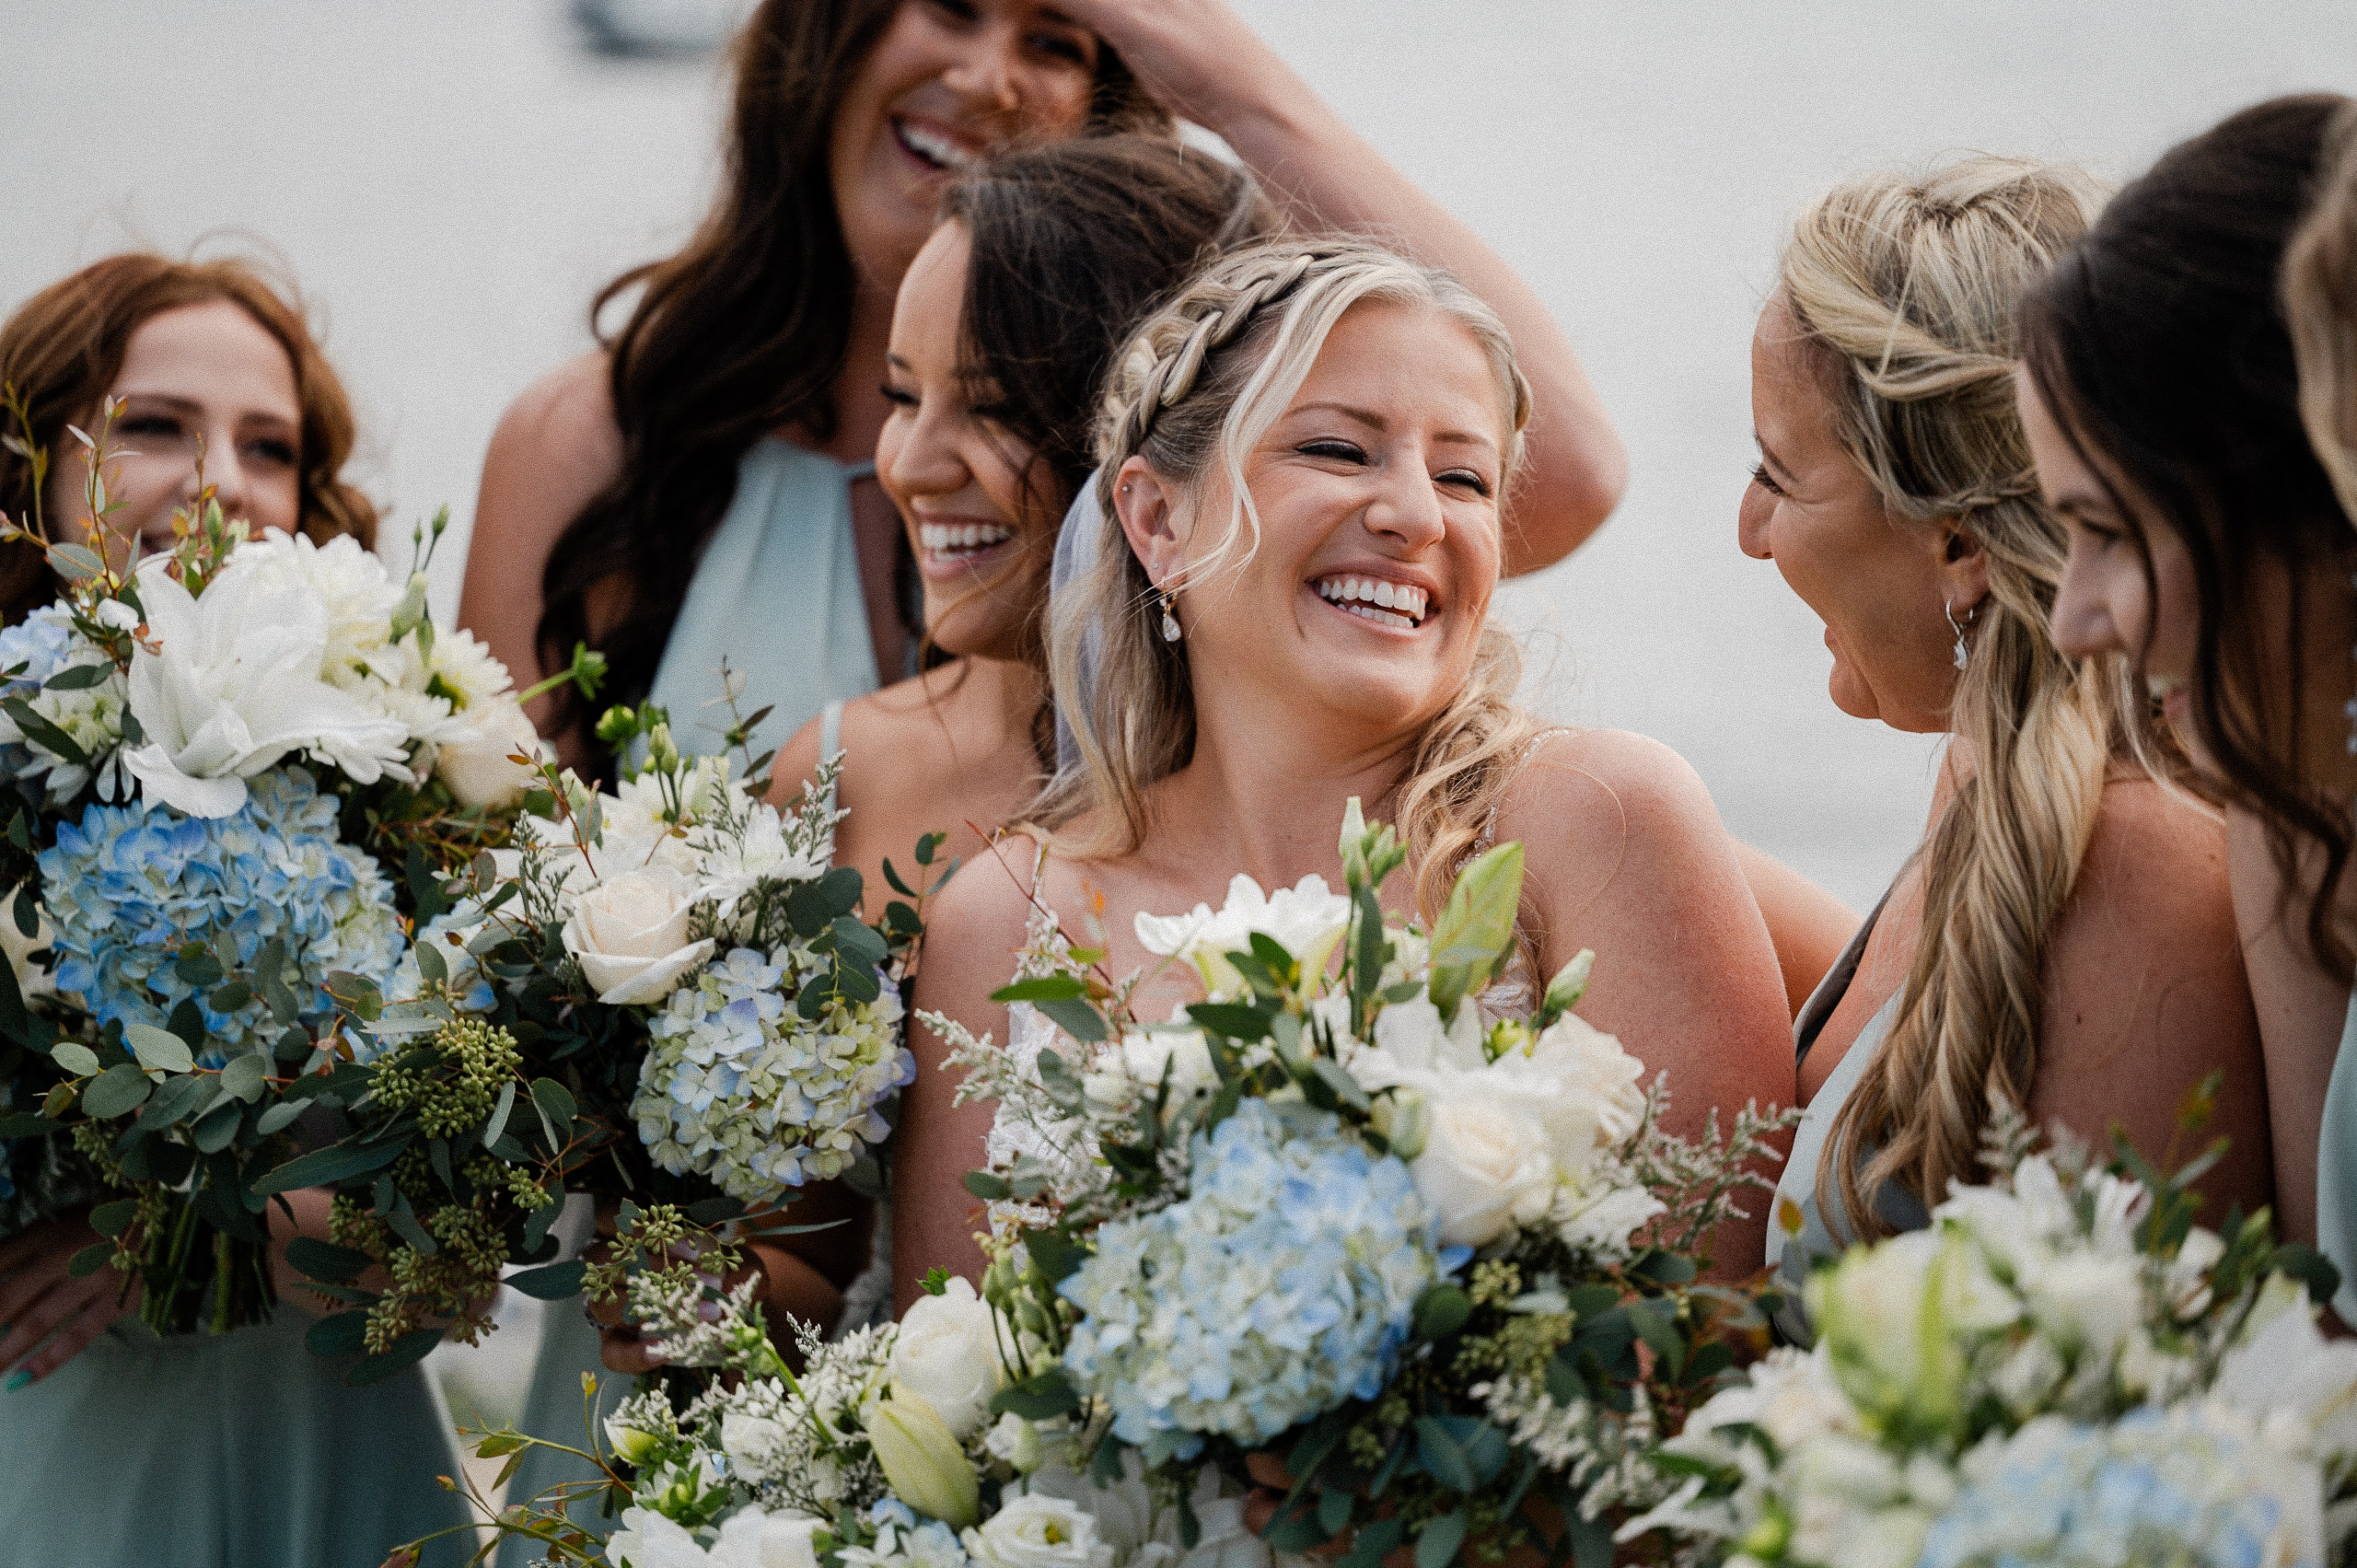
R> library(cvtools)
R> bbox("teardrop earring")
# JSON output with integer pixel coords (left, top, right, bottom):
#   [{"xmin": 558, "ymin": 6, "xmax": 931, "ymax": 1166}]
[
  {"xmin": 1945, "ymin": 597, "xmax": 1976, "ymax": 671},
  {"xmin": 1158, "ymin": 587, "xmax": 1182, "ymax": 644}
]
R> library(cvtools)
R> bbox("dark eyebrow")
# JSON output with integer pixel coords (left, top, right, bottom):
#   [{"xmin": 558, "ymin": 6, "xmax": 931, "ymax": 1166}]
[
  {"xmin": 885, "ymin": 354, "xmax": 913, "ymax": 374},
  {"xmin": 113, "ymin": 392, "xmax": 203, "ymax": 415}
]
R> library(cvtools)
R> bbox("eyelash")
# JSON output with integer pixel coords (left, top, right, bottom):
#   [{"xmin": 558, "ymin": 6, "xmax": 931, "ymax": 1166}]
[
  {"xmin": 1298, "ymin": 440, "xmax": 1492, "ymax": 498},
  {"xmin": 880, "ymin": 381, "xmax": 917, "ymax": 409},
  {"xmin": 112, "ymin": 415, "xmax": 295, "ymax": 467},
  {"xmin": 923, "ymin": 1, "xmax": 1089, "ymax": 66},
  {"xmin": 1749, "ymin": 462, "xmax": 1786, "ymax": 498}
]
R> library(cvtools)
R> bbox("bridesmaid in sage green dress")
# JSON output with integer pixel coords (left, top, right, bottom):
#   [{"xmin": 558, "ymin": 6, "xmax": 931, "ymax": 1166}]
[
  {"xmin": 0, "ymin": 255, "xmax": 471, "ymax": 1565},
  {"xmin": 1745, "ymin": 156, "xmax": 2272, "ymax": 1342},
  {"xmin": 2025, "ymin": 94, "xmax": 2357, "ymax": 1320}
]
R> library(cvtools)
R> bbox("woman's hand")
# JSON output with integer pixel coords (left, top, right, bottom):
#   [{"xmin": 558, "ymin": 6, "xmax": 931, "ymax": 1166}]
[
  {"xmin": 1053, "ymin": 0, "xmax": 1293, "ymax": 129},
  {"xmin": 0, "ymin": 1213, "xmax": 136, "ymax": 1386}
]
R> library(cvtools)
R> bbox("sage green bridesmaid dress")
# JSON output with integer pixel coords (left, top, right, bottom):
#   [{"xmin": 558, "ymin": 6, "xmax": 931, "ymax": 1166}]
[
  {"xmin": 0, "ymin": 1304, "xmax": 472, "ymax": 1567},
  {"xmin": 497, "ymin": 437, "xmax": 888, "ymax": 1565}
]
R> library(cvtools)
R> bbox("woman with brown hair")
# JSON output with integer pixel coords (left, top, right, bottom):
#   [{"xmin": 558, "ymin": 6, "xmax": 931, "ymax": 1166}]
[
  {"xmin": 1747, "ymin": 157, "xmax": 2271, "ymax": 1332},
  {"xmin": 2022, "ymin": 94, "xmax": 2357, "ymax": 1317},
  {"xmin": 0, "ymin": 253, "xmax": 473, "ymax": 1566},
  {"xmin": 459, "ymin": 0, "xmax": 1631, "ymax": 783},
  {"xmin": 0, "ymin": 252, "xmax": 376, "ymax": 621}
]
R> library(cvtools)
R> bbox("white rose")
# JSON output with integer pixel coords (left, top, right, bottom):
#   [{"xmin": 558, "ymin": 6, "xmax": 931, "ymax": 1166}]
[
  {"xmin": 889, "ymin": 1276, "xmax": 1004, "ymax": 1440},
  {"xmin": 1411, "ymin": 1089, "xmax": 1555, "ymax": 1249},
  {"xmin": 712, "ymin": 1507, "xmax": 824, "ymax": 1568},
  {"xmin": 435, "ymin": 694, "xmax": 545, "ymax": 809},
  {"xmin": 561, "ymin": 866, "xmax": 714, "ymax": 1005},
  {"xmin": 961, "ymin": 1493, "xmax": 1113, "ymax": 1568},
  {"xmin": 121, "ymin": 541, "xmax": 413, "ymax": 817}
]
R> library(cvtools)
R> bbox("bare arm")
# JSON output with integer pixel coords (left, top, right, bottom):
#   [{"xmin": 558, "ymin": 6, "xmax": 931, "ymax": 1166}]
[
  {"xmin": 1735, "ymin": 841, "xmax": 1860, "ymax": 1018},
  {"xmin": 1062, "ymin": 0, "xmax": 1625, "ymax": 574},
  {"xmin": 1498, "ymin": 731, "xmax": 1794, "ymax": 1273},
  {"xmin": 458, "ymin": 352, "xmax": 624, "ymax": 772},
  {"xmin": 893, "ymin": 840, "xmax": 1039, "ymax": 1318}
]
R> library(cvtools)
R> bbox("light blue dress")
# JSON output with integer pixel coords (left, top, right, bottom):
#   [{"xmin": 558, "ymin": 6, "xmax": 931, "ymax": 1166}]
[
  {"xmin": 1763, "ymin": 891, "xmax": 1927, "ymax": 1344},
  {"xmin": 2315, "ymin": 992, "xmax": 2357, "ymax": 1325},
  {"xmin": 500, "ymin": 438, "xmax": 886, "ymax": 1564},
  {"xmin": 0, "ymin": 1305, "xmax": 473, "ymax": 1567}
]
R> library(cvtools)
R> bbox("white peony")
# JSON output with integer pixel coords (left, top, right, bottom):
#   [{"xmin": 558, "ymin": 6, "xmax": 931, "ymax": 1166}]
[
  {"xmin": 121, "ymin": 542, "xmax": 415, "ymax": 816},
  {"xmin": 960, "ymin": 1493, "xmax": 1114, "ymax": 1568},
  {"xmin": 561, "ymin": 865, "xmax": 714, "ymax": 1005},
  {"xmin": 1133, "ymin": 874, "xmax": 1351, "ymax": 999},
  {"xmin": 888, "ymin": 1277, "xmax": 1004, "ymax": 1440},
  {"xmin": 435, "ymin": 693, "xmax": 545, "ymax": 809}
]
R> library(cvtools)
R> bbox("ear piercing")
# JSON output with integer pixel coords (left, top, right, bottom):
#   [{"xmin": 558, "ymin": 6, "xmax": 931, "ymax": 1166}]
[
  {"xmin": 1158, "ymin": 586, "xmax": 1181, "ymax": 643},
  {"xmin": 1946, "ymin": 597, "xmax": 1978, "ymax": 671}
]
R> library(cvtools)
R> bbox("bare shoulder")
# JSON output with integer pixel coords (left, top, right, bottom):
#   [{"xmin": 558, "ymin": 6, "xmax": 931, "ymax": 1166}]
[
  {"xmin": 922, "ymin": 831, "xmax": 1044, "ymax": 961},
  {"xmin": 1492, "ymin": 727, "xmax": 1725, "ymax": 860},
  {"xmin": 493, "ymin": 352, "xmax": 619, "ymax": 470},
  {"xmin": 2059, "ymin": 776, "xmax": 2236, "ymax": 960}
]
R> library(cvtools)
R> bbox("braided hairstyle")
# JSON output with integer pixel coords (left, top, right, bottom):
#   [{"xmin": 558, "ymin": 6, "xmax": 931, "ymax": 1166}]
[
  {"xmin": 1783, "ymin": 157, "xmax": 2155, "ymax": 1236},
  {"xmin": 2288, "ymin": 99, "xmax": 2357, "ymax": 527},
  {"xmin": 1035, "ymin": 237, "xmax": 1541, "ymax": 925}
]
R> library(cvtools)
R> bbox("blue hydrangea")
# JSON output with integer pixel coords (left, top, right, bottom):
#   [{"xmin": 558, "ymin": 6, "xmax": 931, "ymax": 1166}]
[
  {"xmin": 1059, "ymin": 1098, "xmax": 1449, "ymax": 1457},
  {"xmin": 0, "ymin": 605, "xmax": 126, "ymax": 804},
  {"xmin": 1921, "ymin": 1407, "xmax": 2305, "ymax": 1568},
  {"xmin": 38, "ymin": 766, "xmax": 407, "ymax": 1064},
  {"xmin": 633, "ymin": 946, "xmax": 913, "ymax": 1203}
]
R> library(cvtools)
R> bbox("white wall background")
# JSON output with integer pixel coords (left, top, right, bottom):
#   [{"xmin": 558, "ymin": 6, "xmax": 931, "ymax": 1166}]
[{"xmin": 6, "ymin": 0, "xmax": 2355, "ymax": 911}]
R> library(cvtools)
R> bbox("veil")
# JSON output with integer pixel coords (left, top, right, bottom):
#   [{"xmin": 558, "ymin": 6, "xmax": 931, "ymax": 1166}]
[{"xmin": 1047, "ymin": 470, "xmax": 1107, "ymax": 772}]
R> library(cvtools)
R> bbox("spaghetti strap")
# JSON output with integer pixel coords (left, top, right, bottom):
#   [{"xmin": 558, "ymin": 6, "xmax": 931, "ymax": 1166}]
[{"xmin": 1474, "ymin": 727, "xmax": 1575, "ymax": 854}]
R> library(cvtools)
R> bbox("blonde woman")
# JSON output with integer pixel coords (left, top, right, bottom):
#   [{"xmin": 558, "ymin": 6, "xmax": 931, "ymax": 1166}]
[
  {"xmin": 1749, "ymin": 159, "xmax": 2271, "ymax": 1315},
  {"xmin": 901, "ymin": 239, "xmax": 1794, "ymax": 1309}
]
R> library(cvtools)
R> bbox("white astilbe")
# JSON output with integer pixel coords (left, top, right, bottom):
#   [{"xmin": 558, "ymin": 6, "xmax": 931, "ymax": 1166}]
[
  {"xmin": 674, "ymin": 1318, "xmax": 897, "ymax": 1518},
  {"xmin": 1474, "ymin": 1370, "xmax": 1669, "ymax": 1520}
]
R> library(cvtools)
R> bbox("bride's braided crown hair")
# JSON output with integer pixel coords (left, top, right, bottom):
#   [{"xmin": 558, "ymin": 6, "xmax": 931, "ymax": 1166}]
[
  {"xmin": 1790, "ymin": 157, "xmax": 2154, "ymax": 1237},
  {"xmin": 1036, "ymin": 237, "xmax": 1540, "ymax": 924}
]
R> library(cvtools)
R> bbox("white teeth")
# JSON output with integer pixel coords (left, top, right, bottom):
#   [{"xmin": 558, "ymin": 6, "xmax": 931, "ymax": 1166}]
[
  {"xmin": 896, "ymin": 120, "xmax": 977, "ymax": 170},
  {"xmin": 920, "ymin": 522, "xmax": 1014, "ymax": 553},
  {"xmin": 1313, "ymin": 575, "xmax": 1428, "ymax": 626}
]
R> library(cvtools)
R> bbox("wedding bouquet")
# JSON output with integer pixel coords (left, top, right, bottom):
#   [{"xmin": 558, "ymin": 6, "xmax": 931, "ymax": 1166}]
[
  {"xmin": 286, "ymin": 700, "xmax": 947, "ymax": 1383},
  {"xmin": 1621, "ymin": 1106, "xmax": 2357, "ymax": 1568},
  {"xmin": 0, "ymin": 401, "xmax": 545, "ymax": 1334},
  {"xmin": 402, "ymin": 1207, "xmax": 1265, "ymax": 1568},
  {"xmin": 922, "ymin": 803, "xmax": 1792, "ymax": 1568}
]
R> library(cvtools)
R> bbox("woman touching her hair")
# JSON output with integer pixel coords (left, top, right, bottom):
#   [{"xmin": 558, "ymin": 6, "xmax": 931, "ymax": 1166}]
[
  {"xmin": 900, "ymin": 239, "xmax": 1792, "ymax": 1314},
  {"xmin": 2020, "ymin": 93, "xmax": 2355, "ymax": 1314},
  {"xmin": 460, "ymin": 0, "xmax": 1630, "ymax": 781},
  {"xmin": 0, "ymin": 253, "xmax": 470, "ymax": 1567},
  {"xmin": 1745, "ymin": 159, "xmax": 2270, "ymax": 1323}
]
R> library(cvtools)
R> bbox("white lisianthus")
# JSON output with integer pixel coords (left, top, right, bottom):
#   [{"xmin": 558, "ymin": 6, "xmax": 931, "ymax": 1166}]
[
  {"xmin": 960, "ymin": 1493, "xmax": 1114, "ymax": 1568},
  {"xmin": 435, "ymin": 694, "xmax": 545, "ymax": 808},
  {"xmin": 561, "ymin": 866, "xmax": 714, "ymax": 1005},
  {"xmin": 121, "ymin": 546, "xmax": 415, "ymax": 817},
  {"xmin": 1133, "ymin": 874, "xmax": 1351, "ymax": 999},
  {"xmin": 888, "ymin": 1277, "xmax": 1004, "ymax": 1440}
]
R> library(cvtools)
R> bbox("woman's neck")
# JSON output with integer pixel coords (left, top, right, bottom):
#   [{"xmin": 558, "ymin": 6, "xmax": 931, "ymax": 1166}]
[
  {"xmin": 788, "ymin": 287, "xmax": 898, "ymax": 465},
  {"xmin": 1144, "ymin": 690, "xmax": 1422, "ymax": 889}
]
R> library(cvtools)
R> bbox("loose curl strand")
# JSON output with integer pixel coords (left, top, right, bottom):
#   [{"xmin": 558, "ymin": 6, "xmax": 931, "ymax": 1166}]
[
  {"xmin": 1032, "ymin": 237, "xmax": 1539, "ymax": 925},
  {"xmin": 1786, "ymin": 158, "xmax": 2150, "ymax": 1237}
]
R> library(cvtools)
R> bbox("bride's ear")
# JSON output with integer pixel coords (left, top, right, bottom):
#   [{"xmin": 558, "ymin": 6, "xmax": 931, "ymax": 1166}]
[{"xmin": 1112, "ymin": 457, "xmax": 1183, "ymax": 587}]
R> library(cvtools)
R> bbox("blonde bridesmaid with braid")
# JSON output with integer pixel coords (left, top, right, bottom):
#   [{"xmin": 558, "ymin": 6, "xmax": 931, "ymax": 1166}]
[{"xmin": 1744, "ymin": 159, "xmax": 2270, "ymax": 1329}]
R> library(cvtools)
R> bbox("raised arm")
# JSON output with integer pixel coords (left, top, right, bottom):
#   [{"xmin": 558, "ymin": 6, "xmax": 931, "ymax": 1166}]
[
  {"xmin": 1062, "ymin": 0, "xmax": 1625, "ymax": 573},
  {"xmin": 1497, "ymin": 729, "xmax": 1794, "ymax": 1272},
  {"xmin": 893, "ymin": 839, "xmax": 1039, "ymax": 1318},
  {"xmin": 458, "ymin": 351, "xmax": 623, "ymax": 772}
]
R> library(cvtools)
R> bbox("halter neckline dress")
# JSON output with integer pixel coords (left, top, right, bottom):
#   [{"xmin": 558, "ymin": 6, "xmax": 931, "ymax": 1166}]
[{"xmin": 498, "ymin": 438, "xmax": 888, "ymax": 1565}]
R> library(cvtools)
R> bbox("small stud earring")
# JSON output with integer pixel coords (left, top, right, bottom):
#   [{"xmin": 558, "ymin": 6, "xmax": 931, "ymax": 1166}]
[
  {"xmin": 1158, "ymin": 587, "xmax": 1182, "ymax": 643},
  {"xmin": 1945, "ymin": 597, "xmax": 1972, "ymax": 671}
]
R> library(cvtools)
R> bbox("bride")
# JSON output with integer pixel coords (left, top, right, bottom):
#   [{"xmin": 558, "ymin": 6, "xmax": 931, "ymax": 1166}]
[{"xmin": 900, "ymin": 238, "xmax": 1794, "ymax": 1304}]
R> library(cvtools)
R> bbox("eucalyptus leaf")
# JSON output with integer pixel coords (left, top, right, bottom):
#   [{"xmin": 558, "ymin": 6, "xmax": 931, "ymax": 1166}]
[
  {"xmin": 218, "ymin": 1052, "xmax": 269, "ymax": 1104},
  {"xmin": 123, "ymin": 1021, "xmax": 194, "ymax": 1074},
  {"xmin": 50, "ymin": 1041, "xmax": 99, "ymax": 1077},
  {"xmin": 82, "ymin": 1063, "xmax": 152, "ymax": 1119}
]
